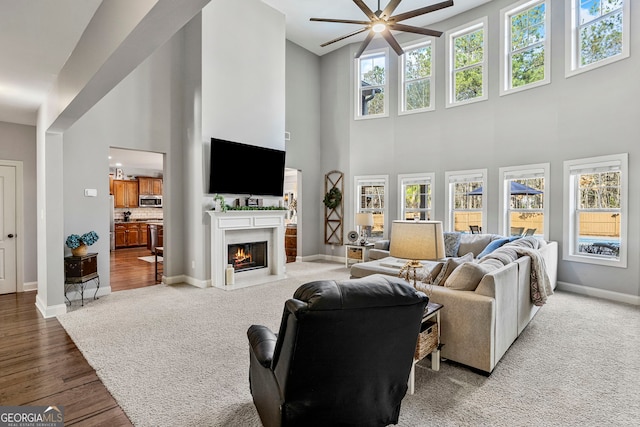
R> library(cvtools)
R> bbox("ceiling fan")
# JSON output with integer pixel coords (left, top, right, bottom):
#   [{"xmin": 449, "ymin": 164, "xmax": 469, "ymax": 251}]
[{"xmin": 311, "ymin": 0, "xmax": 454, "ymax": 58}]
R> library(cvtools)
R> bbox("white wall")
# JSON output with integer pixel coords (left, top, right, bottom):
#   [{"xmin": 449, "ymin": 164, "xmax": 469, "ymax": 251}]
[{"xmin": 317, "ymin": 0, "xmax": 640, "ymax": 298}]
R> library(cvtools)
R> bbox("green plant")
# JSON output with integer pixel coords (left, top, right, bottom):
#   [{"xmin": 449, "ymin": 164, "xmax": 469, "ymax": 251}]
[{"xmin": 213, "ymin": 194, "xmax": 227, "ymax": 212}]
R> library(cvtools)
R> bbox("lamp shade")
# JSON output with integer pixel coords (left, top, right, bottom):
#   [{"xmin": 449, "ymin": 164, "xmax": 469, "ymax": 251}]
[
  {"xmin": 355, "ymin": 212, "xmax": 374, "ymax": 227},
  {"xmin": 389, "ymin": 221, "xmax": 445, "ymax": 261}
]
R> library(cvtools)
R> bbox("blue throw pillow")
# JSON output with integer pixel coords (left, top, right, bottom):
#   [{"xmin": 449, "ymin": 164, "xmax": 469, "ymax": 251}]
[
  {"xmin": 477, "ymin": 237, "xmax": 511, "ymax": 259},
  {"xmin": 443, "ymin": 232, "xmax": 462, "ymax": 257}
]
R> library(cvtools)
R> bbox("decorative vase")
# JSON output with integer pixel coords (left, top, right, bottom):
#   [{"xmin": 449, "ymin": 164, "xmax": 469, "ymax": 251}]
[{"xmin": 71, "ymin": 243, "xmax": 88, "ymax": 257}]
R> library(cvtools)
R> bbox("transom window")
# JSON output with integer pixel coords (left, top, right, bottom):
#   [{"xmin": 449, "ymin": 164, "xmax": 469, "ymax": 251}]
[
  {"xmin": 445, "ymin": 169, "xmax": 487, "ymax": 233},
  {"xmin": 398, "ymin": 173, "xmax": 434, "ymax": 221},
  {"xmin": 355, "ymin": 175, "xmax": 389, "ymax": 240},
  {"xmin": 500, "ymin": 0, "xmax": 550, "ymax": 95},
  {"xmin": 355, "ymin": 49, "xmax": 388, "ymax": 119},
  {"xmin": 399, "ymin": 40, "xmax": 434, "ymax": 114},
  {"xmin": 446, "ymin": 17, "xmax": 488, "ymax": 108},
  {"xmin": 565, "ymin": 0, "xmax": 629, "ymax": 76},
  {"xmin": 563, "ymin": 154, "xmax": 627, "ymax": 267}
]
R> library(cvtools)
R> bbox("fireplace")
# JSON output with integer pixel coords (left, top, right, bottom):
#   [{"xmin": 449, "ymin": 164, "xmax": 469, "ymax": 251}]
[{"xmin": 228, "ymin": 241, "xmax": 268, "ymax": 272}]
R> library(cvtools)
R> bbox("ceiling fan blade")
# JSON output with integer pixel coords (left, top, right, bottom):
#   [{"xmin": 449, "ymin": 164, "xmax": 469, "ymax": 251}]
[
  {"xmin": 381, "ymin": 29, "xmax": 404, "ymax": 56},
  {"xmin": 355, "ymin": 30, "xmax": 376, "ymax": 58},
  {"xmin": 321, "ymin": 27, "xmax": 370, "ymax": 47},
  {"xmin": 353, "ymin": 0, "xmax": 377, "ymax": 20},
  {"xmin": 391, "ymin": 0, "xmax": 454, "ymax": 23},
  {"xmin": 380, "ymin": 0, "xmax": 402, "ymax": 19},
  {"xmin": 389, "ymin": 23, "xmax": 443, "ymax": 37},
  {"xmin": 310, "ymin": 18, "xmax": 372, "ymax": 26}
]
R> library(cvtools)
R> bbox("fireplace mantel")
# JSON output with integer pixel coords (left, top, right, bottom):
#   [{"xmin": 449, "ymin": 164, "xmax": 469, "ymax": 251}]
[{"xmin": 208, "ymin": 210, "xmax": 287, "ymax": 290}]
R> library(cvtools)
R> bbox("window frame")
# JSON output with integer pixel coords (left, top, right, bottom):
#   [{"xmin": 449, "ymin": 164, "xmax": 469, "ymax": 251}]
[
  {"xmin": 500, "ymin": 0, "xmax": 551, "ymax": 96},
  {"xmin": 499, "ymin": 163, "xmax": 550, "ymax": 240},
  {"xmin": 445, "ymin": 16, "xmax": 489, "ymax": 108},
  {"xmin": 444, "ymin": 169, "xmax": 488, "ymax": 233},
  {"xmin": 399, "ymin": 38, "xmax": 436, "ymax": 115},
  {"xmin": 565, "ymin": 0, "xmax": 630, "ymax": 78},
  {"xmin": 398, "ymin": 172, "xmax": 435, "ymax": 221},
  {"xmin": 562, "ymin": 153, "xmax": 628, "ymax": 268},
  {"xmin": 354, "ymin": 174, "xmax": 389, "ymax": 240},
  {"xmin": 354, "ymin": 48, "xmax": 390, "ymax": 120}
]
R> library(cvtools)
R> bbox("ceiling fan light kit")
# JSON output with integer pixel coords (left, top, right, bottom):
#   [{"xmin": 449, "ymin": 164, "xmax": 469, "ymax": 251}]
[{"xmin": 311, "ymin": 0, "xmax": 454, "ymax": 58}]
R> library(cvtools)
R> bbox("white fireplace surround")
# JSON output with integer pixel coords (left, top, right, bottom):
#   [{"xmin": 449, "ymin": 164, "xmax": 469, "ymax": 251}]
[{"xmin": 208, "ymin": 210, "xmax": 286, "ymax": 290}]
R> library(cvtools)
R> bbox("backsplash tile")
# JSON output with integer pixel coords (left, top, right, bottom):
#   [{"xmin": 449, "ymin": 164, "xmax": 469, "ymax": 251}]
[{"xmin": 114, "ymin": 207, "xmax": 163, "ymax": 222}]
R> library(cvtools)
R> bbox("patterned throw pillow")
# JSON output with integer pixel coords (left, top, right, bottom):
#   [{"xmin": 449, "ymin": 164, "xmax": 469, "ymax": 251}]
[{"xmin": 443, "ymin": 232, "xmax": 462, "ymax": 257}]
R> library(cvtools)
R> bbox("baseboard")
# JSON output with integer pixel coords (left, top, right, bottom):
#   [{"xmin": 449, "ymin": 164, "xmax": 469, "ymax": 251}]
[
  {"xmin": 22, "ymin": 281, "xmax": 38, "ymax": 292},
  {"xmin": 164, "ymin": 274, "xmax": 210, "ymax": 288},
  {"xmin": 300, "ymin": 254, "xmax": 343, "ymax": 263},
  {"xmin": 557, "ymin": 281, "xmax": 639, "ymax": 305},
  {"xmin": 35, "ymin": 294, "xmax": 67, "ymax": 318}
]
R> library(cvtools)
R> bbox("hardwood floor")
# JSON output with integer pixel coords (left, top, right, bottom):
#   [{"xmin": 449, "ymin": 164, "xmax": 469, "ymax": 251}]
[{"xmin": 0, "ymin": 247, "xmax": 159, "ymax": 425}]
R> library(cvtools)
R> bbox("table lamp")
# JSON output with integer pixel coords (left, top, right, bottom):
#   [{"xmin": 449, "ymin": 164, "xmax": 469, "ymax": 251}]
[
  {"xmin": 355, "ymin": 212, "xmax": 374, "ymax": 245},
  {"xmin": 389, "ymin": 220, "xmax": 445, "ymax": 288}
]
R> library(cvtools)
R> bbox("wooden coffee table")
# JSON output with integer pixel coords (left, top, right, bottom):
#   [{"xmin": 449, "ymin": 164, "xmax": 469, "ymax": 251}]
[{"xmin": 408, "ymin": 302, "xmax": 443, "ymax": 394}]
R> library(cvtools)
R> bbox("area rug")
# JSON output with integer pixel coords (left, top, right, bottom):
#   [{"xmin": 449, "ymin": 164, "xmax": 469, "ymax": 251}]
[
  {"xmin": 57, "ymin": 262, "xmax": 640, "ymax": 426},
  {"xmin": 137, "ymin": 256, "xmax": 161, "ymax": 263}
]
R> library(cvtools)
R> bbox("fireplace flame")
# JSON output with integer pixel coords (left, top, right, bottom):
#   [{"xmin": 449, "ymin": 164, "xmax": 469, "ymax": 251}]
[{"xmin": 234, "ymin": 247, "xmax": 252, "ymax": 265}]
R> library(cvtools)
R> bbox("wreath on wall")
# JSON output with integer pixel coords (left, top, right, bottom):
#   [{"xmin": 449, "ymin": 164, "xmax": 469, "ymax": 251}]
[{"xmin": 323, "ymin": 187, "xmax": 342, "ymax": 209}]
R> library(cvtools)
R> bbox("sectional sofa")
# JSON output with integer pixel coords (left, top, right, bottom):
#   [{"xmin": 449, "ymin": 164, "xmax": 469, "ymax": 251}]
[{"xmin": 350, "ymin": 233, "xmax": 558, "ymax": 373}]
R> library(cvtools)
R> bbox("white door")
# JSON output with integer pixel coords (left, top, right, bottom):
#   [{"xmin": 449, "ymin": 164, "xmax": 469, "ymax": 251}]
[{"xmin": 0, "ymin": 165, "xmax": 17, "ymax": 294}]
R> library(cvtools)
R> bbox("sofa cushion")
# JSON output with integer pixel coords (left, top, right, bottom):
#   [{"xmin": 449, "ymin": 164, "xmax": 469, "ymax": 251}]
[
  {"xmin": 444, "ymin": 261, "xmax": 499, "ymax": 291},
  {"xmin": 477, "ymin": 237, "xmax": 511, "ymax": 259},
  {"xmin": 432, "ymin": 252, "xmax": 473, "ymax": 286},
  {"xmin": 458, "ymin": 234, "xmax": 498, "ymax": 257},
  {"xmin": 443, "ymin": 232, "xmax": 462, "ymax": 257}
]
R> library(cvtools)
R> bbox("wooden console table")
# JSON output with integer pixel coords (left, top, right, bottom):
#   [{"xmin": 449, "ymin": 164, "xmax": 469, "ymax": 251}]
[{"xmin": 64, "ymin": 252, "xmax": 100, "ymax": 306}]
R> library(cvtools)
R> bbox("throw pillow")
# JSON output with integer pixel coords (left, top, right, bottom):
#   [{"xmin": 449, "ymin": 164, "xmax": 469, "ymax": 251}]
[
  {"xmin": 432, "ymin": 252, "xmax": 474, "ymax": 286},
  {"xmin": 444, "ymin": 261, "xmax": 498, "ymax": 291},
  {"xmin": 477, "ymin": 237, "xmax": 510, "ymax": 259},
  {"xmin": 443, "ymin": 232, "xmax": 462, "ymax": 257}
]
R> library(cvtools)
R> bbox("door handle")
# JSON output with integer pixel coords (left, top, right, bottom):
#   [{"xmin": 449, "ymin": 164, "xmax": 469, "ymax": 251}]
[{"xmin": 7, "ymin": 234, "xmax": 14, "ymax": 238}]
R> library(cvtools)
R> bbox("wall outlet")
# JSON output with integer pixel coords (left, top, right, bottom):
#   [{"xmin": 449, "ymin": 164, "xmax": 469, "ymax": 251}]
[{"xmin": 84, "ymin": 188, "xmax": 97, "ymax": 197}]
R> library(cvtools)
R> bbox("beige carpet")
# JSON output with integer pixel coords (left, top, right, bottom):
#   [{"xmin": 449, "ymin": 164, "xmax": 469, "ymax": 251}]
[{"xmin": 57, "ymin": 261, "xmax": 640, "ymax": 426}]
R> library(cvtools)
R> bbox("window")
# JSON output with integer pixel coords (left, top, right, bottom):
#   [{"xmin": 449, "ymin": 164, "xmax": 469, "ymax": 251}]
[
  {"xmin": 565, "ymin": 0, "xmax": 629, "ymax": 77},
  {"xmin": 500, "ymin": 0, "xmax": 550, "ymax": 95},
  {"xmin": 399, "ymin": 40, "xmax": 435, "ymax": 114},
  {"xmin": 446, "ymin": 17, "xmax": 488, "ymax": 108},
  {"xmin": 563, "ymin": 154, "xmax": 627, "ymax": 267},
  {"xmin": 444, "ymin": 169, "xmax": 487, "ymax": 233},
  {"xmin": 398, "ymin": 173, "xmax": 435, "ymax": 220},
  {"xmin": 355, "ymin": 49, "xmax": 389, "ymax": 119},
  {"xmin": 499, "ymin": 164, "xmax": 549, "ymax": 239},
  {"xmin": 355, "ymin": 175, "xmax": 389, "ymax": 240}
]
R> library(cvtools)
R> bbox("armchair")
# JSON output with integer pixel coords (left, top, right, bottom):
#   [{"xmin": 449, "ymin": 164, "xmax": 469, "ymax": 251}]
[{"xmin": 247, "ymin": 275, "xmax": 428, "ymax": 427}]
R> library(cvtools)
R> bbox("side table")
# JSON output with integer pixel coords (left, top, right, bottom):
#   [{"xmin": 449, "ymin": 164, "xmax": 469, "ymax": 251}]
[
  {"xmin": 408, "ymin": 301, "xmax": 443, "ymax": 394},
  {"xmin": 64, "ymin": 252, "xmax": 100, "ymax": 306},
  {"xmin": 345, "ymin": 243, "xmax": 374, "ymax": 267}
]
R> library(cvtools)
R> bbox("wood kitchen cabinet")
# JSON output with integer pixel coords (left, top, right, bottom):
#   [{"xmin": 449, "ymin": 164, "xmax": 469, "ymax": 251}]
[
  {"xmin": 139, "ymin": 223, "xmax": 148, "ymax": 246},
  {"xmin": 115, "ymin": 223, "xmax": 144, "ymax": 248},
  {"xmin": 113, "ymin": 180, "xmax": 139, "ymax": 208},
  {"xmin": 138, "ymin": 177, "xmax": 163, "ymax": 196}
]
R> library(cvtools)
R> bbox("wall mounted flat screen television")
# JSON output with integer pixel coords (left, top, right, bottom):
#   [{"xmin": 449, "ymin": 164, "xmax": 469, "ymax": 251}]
[{"xmin": 209, "ymin": 138, "xmax": 286, "ymax": 197}]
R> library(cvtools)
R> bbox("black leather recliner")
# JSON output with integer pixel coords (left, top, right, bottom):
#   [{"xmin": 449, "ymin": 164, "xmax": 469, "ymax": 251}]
[{"xmin": 247, "ymin": 274, "xmax": 428, "ymax": 427}]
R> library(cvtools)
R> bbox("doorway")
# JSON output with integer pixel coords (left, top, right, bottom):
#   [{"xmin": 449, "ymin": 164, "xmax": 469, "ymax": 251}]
[
  {"xmin": 283, "ymin": 168, "xmax": 301, "ymax": 263},
  {"xmin": 108, "ymin": 148, "xmax": 164, "ymax": 291}
]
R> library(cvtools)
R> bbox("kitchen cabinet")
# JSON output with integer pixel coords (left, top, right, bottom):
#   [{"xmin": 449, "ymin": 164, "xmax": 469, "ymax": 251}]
[
  {"xmin": 115, "ymin": 223, "xmax": 144, "ymax": 248},
  {"xmin": 139, "ymin": 223, "xmax": 148, "ymax": 246},
  {"xmin": 138, "ymin": 177, "xmax": 163, "ymax": 196},
  {"xmin": 113, "ymin": 180, "xmax": 139, "ymax": 208}
]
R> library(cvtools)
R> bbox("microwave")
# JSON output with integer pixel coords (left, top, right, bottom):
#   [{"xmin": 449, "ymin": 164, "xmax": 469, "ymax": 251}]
[{"xmin": 139, "ymin": 195, "xmax": 162, "ymax": 207}]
